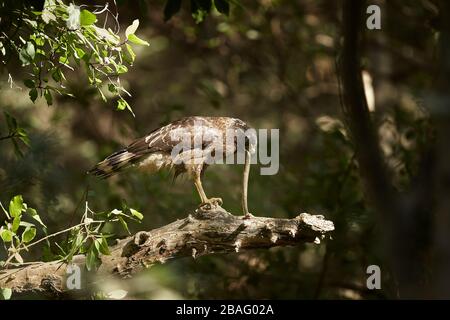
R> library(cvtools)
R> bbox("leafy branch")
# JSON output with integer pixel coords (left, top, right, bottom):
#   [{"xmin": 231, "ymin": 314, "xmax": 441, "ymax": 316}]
[
  {"xmin": 0, "ymin": 112, "xmax": 30, "ymax": 157},
  {"xmin": 0, "ymin": 195, "xmax": 143, "ymax": 272},
  {"xmin": 0, "ymin": 0, "xmax": 149, "ymax": 114}
]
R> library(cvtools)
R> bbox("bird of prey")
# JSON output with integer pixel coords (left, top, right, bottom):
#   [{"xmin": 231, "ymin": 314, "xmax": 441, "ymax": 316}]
[{"xmin": 88, "ymin": 116, "xmax": 257, "ymax": 217}]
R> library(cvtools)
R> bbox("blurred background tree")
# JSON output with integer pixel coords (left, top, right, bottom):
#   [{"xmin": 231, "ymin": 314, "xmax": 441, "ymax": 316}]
[{"xmin": 0, "ymin": 0, "xmax": 446, "ymax": 299}]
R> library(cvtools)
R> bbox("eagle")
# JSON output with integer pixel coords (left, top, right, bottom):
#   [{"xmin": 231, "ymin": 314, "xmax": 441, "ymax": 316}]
[{"xmin": 88, "ymin": 116, "xmax": 257, "ymax": 217}]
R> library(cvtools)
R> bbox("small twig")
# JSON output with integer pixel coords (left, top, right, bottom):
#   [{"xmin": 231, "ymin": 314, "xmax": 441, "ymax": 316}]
[
  {"xmin": 23, "ymin": 220, "xmax": 101, "ymax": 250},
  {"xmin": 2, "ymin": 213, "xmax": 118, "ymax": 268},
  {"xmin": 0, "ymin": 133, "xmax": 17, "ymax": 141}
]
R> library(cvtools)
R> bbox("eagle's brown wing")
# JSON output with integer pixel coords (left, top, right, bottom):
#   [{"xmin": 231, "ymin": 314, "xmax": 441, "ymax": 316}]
[{"xmin": 88, "ymin": 117, "xmax": 211, "ymax": 178}]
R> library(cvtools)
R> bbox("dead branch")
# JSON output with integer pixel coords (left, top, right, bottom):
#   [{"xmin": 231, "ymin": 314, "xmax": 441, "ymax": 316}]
[{"xmin": 0, "ymin": 207, "xmax": 334, "ymax": 295}]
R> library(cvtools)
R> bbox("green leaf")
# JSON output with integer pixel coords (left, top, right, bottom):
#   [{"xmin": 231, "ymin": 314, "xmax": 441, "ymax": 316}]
[
  {"xmin": 12, "ymin": 216, "xmax": 21, "ymax": 233},
  {"xmin": 16, "ymin": 127, "xmax": 30, "ymax": 147},
  {"xmin": 125, "ymin": 19, "xmax": 139, "ymax": 38},
  {"xmin": 52, "ymin": 69, "xmax": 62, "ymax": 82},
  {"xmin": 19, "ymin": 134, "xmax": 30, "ymax": 147},
  {"xmin": 33, "ymin": 215, "xmax": 46, "ymax": 228},
  {"xmin": 66, "ymin": 232, "xmax": 84, "ymax": 261},
  {"xmin": 125, "ymin": 43, "xmax": 136, "ymax": 63},
  {"xmin": 35, "ymin": 37, "xmax": 45, "ymax": 47},
  {"xmin": 29, "ymin": 88, "xmax": 38, "ymax": 103},
  {"xmin": 85, "ymin": 245, "xmax": 98, "ymax": 271},
  {"xmin": 12, "ymin": 138, "xmax": 24, "ymax": 158},
  {"xmin": 108, "ymin": 83, "xmax": 117, "ymax": 93},
  {"xmin": 26, "ymin": 207, "xmax": 37, "ymax": 215},
  {"xmin": 58, "ymin": 54, "xmax": 69, "ymax": 65},
  {"xmin": 23, "ymin": 18, "xmax": 38, "ymax": 28},
  {"xmin": 117, "ymin": 98, "xmax": 127, "ymax": 111},
  {"xmin": 44, "ymin": 89, "xmax": 53, "ymax": 105},
  {"xmin": 80, "ymin": 9, "xmax": 97, "ymax": 26},
  {"xmin": 214, "ymin": 0, "xmax": 229, "ymax": 15},
  {"xmin": 24, "ymin": 79, "xmax": 35, "ymax": 88},
  {"xmin": 19, "ymin": 42, "xmax": 35, "ymax": 66},
  {"xmin": 16, "ymin": 127, "xmax": 27, "ymax": 138},
  {"xmin": 116, "ymin": 64, "xmax": 128, "ymax": 74},
  {"xmin": 22, "ymin": 227, "xmax": 36, "ymax": 243},
  {"xmin": 9, "ymin": 195, "xmax": 24, "ymax": 218},
  {"xmin": 0, "ymin": 288, "xmax": 12, "ymax": 300},
  {"xmin": 92, "ymin": 26, "xmax": 120, "ymax": 44},
  {"xmin": 0, "ymin": 229, "xmax": 13, "ymax": 242},
  {"xmin": 118, "ymin": 216, "xmax": 130, "ymax": 234},
  {"xmin": 74, "ymin": 47, "xmax": 85, "ymax": 59},
  {"xmin": 74, "ymin": 233, "xmax": 84, "ymax": 250},
  {"xmin": 97, "ymin": 237, "xmax": 110, "ymax": 255},
  {"xmin": 130, "ymin": 208, "xmax": 143, "ymax": 220},
  {"xmin": 42, "ymin": 0, "xmax": 56, "ymax": 23},
  {"xmin": 19, "ymin": 221, "xmax": 35, "ymax": 228},
  {"xmin": 127, "ymin": 34, "xmax": 149, "ymax": 46},
  {"xmin": 66, "ymin": 4, "xmax": 81, "ymax": 29},
  {"xmin": 42, "ymin": 8, "xmax": 56, "ymax": 23},
  {"xmin": 164, "ymin": 0, "xmax": 182, "ymax": 21},
  {"xmin": 116, "ymin": 98, "xmax": 134, "ymax": 116}
]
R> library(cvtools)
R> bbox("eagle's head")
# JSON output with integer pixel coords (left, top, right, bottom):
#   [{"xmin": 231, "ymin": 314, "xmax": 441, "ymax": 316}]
[{"xmin": 232, "ymin": 118, "xmax": 257, "ymax": 156}]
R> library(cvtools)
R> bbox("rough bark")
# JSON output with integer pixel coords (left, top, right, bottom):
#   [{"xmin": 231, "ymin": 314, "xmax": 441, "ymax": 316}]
[{"xmin": 0, "ymin": 207, "xmax": 334, "ymax": 295}]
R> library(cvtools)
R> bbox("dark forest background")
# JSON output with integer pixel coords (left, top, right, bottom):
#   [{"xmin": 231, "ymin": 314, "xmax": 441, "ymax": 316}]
[{"xmin": 1, "ymin": 0, "xmax": 449, "ymax": 299}]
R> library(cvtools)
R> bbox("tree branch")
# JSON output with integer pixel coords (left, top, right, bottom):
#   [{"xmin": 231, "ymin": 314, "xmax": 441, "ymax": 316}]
[{"xmin": 0, "ymin": 207, "xmax": 334, "ymax": 295}]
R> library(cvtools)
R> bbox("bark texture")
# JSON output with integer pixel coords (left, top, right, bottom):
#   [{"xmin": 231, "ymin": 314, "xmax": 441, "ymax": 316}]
[{"xmin": 0, "ymin": 207, "xmax": 334, "ymax": 294}]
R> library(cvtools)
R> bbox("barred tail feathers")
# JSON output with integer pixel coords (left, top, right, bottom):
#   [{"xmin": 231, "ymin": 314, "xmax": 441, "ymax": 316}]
[{"xmin": 88, "ymin": 149, "xmax": 139, "ymax": 178}]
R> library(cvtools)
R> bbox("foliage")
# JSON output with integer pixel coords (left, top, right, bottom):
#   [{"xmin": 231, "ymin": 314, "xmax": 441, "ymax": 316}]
[
  {"xmin": 0, "ymin": 195, "xmax": 142, "ymax": 272},
  {"xmin": 54, "ymin": 200, "xmax": 143, "ymax": 271},
  {"xmin": 0, "ymin": 0, "xmax": 149, "ymax": 114},
  {"xmin": 0, "ymin": 0, "xmax": 440, "ymax": 299},
  {"xmin": 0, "ymin": 112, "xmax": 30, "ymax": 157},
  {"xmin": 0, "ymin": 195, "xmax": 45, "ymax": 265}
]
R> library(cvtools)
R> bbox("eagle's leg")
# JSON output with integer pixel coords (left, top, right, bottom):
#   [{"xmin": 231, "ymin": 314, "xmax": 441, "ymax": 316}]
[
  {"xmin": 242, "ymin": 150, "xmax": 254, "ymax": 219},
  {"xmin": 193, "ymin": 173, "xmax": 223, "ymax": 210},
  {"xmin": 194, "ymin": 176, "xmax": 208, "ymax": 203}
]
